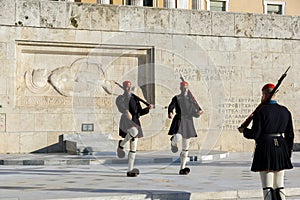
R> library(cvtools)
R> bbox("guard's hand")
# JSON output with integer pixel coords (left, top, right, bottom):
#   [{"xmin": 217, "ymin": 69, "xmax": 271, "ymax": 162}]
[
  {"xmin": 126, "ymin": 110, "xmax": 132, "ymax": 120},
  {"xmin": 198, "ymin": 110, "xmax": 204, "ymax": 116},
  {"xmin": 168, "ymin": 112, "xmax": 173, "ymax": 119},
  {"xmin": 149, "ymin": 104, "xmax": 154, "ymax": 110},
  {"xmin": 238, "ymin": 127, "xmax": 244, "ymax": 133}
]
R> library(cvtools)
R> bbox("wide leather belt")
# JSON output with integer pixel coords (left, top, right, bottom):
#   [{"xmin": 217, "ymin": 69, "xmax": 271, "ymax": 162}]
[{"xmin": 264, "ymin": 133, "xmax": 282, "ymax": 137}]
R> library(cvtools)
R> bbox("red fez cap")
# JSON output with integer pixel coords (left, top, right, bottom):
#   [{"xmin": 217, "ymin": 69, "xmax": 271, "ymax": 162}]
[
  {"xmin": 122, "ymin": 80, "xmax": 132, "ymax": 87},
  {"xmin": 262, "ymin": 83, "xmax": 275, "ymax": 91},
  {"xmin": 180, "ymin": 81, "xmax": 188, "ymax": 87}
]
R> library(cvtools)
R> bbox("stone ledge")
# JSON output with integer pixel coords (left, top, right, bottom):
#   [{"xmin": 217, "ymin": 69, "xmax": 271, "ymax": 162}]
[
  {"xmin": 0, "ymin": 1, "xmax": 299, "ymax": 39},
  {"xmin": 293, "ymin": 143, "xmax": 300, "ymax": 151}
]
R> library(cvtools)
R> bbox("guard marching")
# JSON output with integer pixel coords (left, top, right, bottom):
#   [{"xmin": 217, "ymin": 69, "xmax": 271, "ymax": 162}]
[
  {"xmin": 116, "ymin": 80, "xmax": 153, "ymax": 177},
  {"xmin": 167, "ymin": 81, "xmax": 203, "ymax": 175}
]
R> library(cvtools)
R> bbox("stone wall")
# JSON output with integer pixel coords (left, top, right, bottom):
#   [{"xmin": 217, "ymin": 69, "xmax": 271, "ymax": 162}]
[{"xmin": 0, "ymin": 0, "xmax": 299, "ymax": 153}]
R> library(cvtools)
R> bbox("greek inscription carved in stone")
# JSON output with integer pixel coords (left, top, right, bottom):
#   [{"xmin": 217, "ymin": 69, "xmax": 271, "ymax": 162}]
[
  {"xmin": 219, "ymin": 97, "xmax": 258, "ymax": 130},
  {"xmin": 18, "ymin": 96, "xmax": 71, "ymax": 107},
  {"xmin": 174, "ymin": 67, "xmax": 201, "ymax": 81}
]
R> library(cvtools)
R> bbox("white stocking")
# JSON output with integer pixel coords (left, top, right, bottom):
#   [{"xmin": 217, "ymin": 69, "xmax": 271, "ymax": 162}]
[
  {"xmin": 182, "ymin": 137, "xmax": 191, "ymax": 150},
  {"xmin": 274, "ymin": 170, "xmax": 286, "ymax": 200},
  {"xmin": 260, "ymin": 171, "xmax": 274, "ymax": 200},
  {"xmin": 128, "ymin": 151, "xmax": 136, "ymax": 172},
  {"xmin": 259, "ymin": 171, "xmax": 274, "ymax": 200},
  {"xmin": 180, "ymin": 138, "xmax": 191, "ymax": 169},
  {"xmin": 127, "ymin": 138, "xmax": 138, "ymax": 172},
  {"xmin": 180, "ymin": 150, "xmax": 189, "ymax": 169}
]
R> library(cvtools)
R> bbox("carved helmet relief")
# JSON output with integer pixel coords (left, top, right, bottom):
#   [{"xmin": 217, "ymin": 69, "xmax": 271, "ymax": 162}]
[
  {"xmin": 24, "ymin": 68, "xmax": 51, "ymax": 94},
  {"xmin": 24, "ymin": 58, "xmax": 113, "ymax": 97}
]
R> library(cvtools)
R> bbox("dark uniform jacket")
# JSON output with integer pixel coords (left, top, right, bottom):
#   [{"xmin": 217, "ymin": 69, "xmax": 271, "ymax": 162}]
[
  {"xmin": 243, "ymin": 100, "xmax": 294, "ymax": 171},
  {"xmin": 167, "ymin": 93, "xmax": 201, "ymax": 139},
  {"xmin": 116, "ymin": 93, "xmax": 150, "ymax": 138}
]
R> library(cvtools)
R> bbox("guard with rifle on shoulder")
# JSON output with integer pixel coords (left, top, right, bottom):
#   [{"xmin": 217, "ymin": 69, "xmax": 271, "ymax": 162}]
[
  {"xmin": 238, "ymin": 67, "xmax": 294, "ymax": 200},
  {"xmin": 168, "ymin": 79, "xmax": 203, "ymax": 175},
  {"xmin": 116, "ymin": 80, "xmax": 154, "ymax": 177}
]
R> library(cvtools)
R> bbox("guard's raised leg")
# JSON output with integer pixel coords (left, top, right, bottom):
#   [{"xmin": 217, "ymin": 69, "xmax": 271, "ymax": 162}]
[
  {"xmin": 117, "ymin": 127, "xmax": 138, "ymax": 158},
  {"xmin": 170, "ymin": 134, "xmax": 181, "ymax": 153},
  {"xmin": 117, "ymin": 133, "xmax": 132, "ymax": 158},
  {"xmin": 117, "ymin": 140, "xmax": 126, "ymax": 158}
]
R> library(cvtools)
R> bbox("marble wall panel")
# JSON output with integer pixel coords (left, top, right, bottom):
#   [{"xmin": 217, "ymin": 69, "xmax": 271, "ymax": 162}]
[
  {"xmin": 61, "ymin": 114, "xmax": 77, "ymax": 132},
  {"xmin": 20, "ymin": 114, "xmax": 35, "ymax": 132},
  {"xmin": 148, "ymin": 131, "xmax": 169, "ymax": 151},
  {"xmin": 144, "ymin": 8, "xmax": 171, "ymax": 33},
  {"xmin": 229, "ymin": 52, "xmax": 251, "ymax": 67},
  {"xmin": 291, "ymin": 54, "xmax": 300, "ymax": 69},
  {"xmin": 19, "ymin": 132, "xmax": 48, "ymax": 153},
  {"xmin": 0, "ymin": 0, "xmax": 15, "ymax": 25},
  {"xmin": 240, "ymin": 38, "xmax": 262, "ymax": 53},
  {"xmin": 272, "ymin": 15, "xmax": 293, "ymax": 39},
  {"xmin": 0, "ymin": 74, "xmax": 7, "ymax": 99},
  {"xmin": 171, "ymin": 9, "xmax": 191, "ymax": 34},
  {"xmin": 149, "ymin": 33, "xmax": 172, "ymax": 50},
  {"xmin": 16, "ymin": 0, "xmax": 40, "ymax": 27},
  {"xmin": 40, "ymin": 1, "xmax": 68, "ymax": 28},
  {"xmin": 0, "ymin": 26, "xmax": 16, "ymax": 42},
  {"xmin": 220, "ymin": 131, "xmax": 245, "ymax": 152},
  {"xmin": 196, "ymin": 36, "xmax": 218, "ymax": 51},
  {"xmin": 190, "ymin": 11, "xmax": 212, "ymax": 35},
  {"xmin": 291, "ymin": 16, "xmax": 300, "ymax": 39},
  {"xmin": 207, "ymin": 51, "xmax": 230, "ymax": 66},
  {"xmin": 218, "ymin": 37, "xmax": 241, "ymax": 52},
  {"xmin": 234, "ymin": 13, "xmax": 255, "ymax": 37},
  {"xmin": 0, "ymin": 42, "xmax": 6, "ymax": 58},
  {"xmin": 0, "ymin": 113, "xmax": 5, "ymax": 132},
  {"xmin": 262, "ymin": 39, "xmax": 283, "ymax": 53},
  {"xmin": 35, "ymin": 113, "xmax": 62, "ymax": 132},
  {"xmin": 75, "ymin": 29, "xmax": 102, "ymax": 43},
  {"xmin": 251, "ymin": 52, "xmax": 273, "ymax": 69},
  {"xmin": 90, "ymin": 4, "xmax": 119, "ymax": 30},
  {"xmin": 283, "ymin": 40, "xmax": 295, "ymax": 54},
  {"xmin": 0, "ymin": 2, "xmax": 299, "ymax": 40},
  {"xmin": 211, "ymin": 12, "xmax": 235, "ymax": 36},
  {"xmin": 67, "ymin": 3, "xmax": 91, "ymax": 29},
  {"xmin": 119, "ymin": 6, "xmax": 145, "ymax": 31},
  {"xmin": 0, "ymin": 132, "xmax": 20, "ymax": 153},
  {"xmin": 243, "ymin": 139, "xmax": 256, "ymax": 152},
  {"xmin": 272, "ymin": 53, "xmax": 292, "ymax": 68},
  {"xmin": 253, "ymin": 14, "xmax": 273, "ymax": 38}
]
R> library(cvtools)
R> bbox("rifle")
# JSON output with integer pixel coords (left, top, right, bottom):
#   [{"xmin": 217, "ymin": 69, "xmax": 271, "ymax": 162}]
[
  {"xmin": 114, "ymin": 81, "xmax": 151, "ymax": 107},
  {"xmin": 179, "ymin": 73, "xmax": 202, "ymax": 117},
  {"xmin": 238, "ymin": 66, "xmax": 290, "ymax": 129}
]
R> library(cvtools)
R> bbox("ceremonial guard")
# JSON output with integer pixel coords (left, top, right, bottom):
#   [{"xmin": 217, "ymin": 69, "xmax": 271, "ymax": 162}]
[
  {"xmin": 238, "ymin": 83, "xmax": 294, "ymax": 200},
  {"xmin": 116, "ymin": 80, "xmax": 153, "ymax": 177},
  {"xmin": 168, "ymin": 81, "xmax": 203, "ymax": 175}
]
